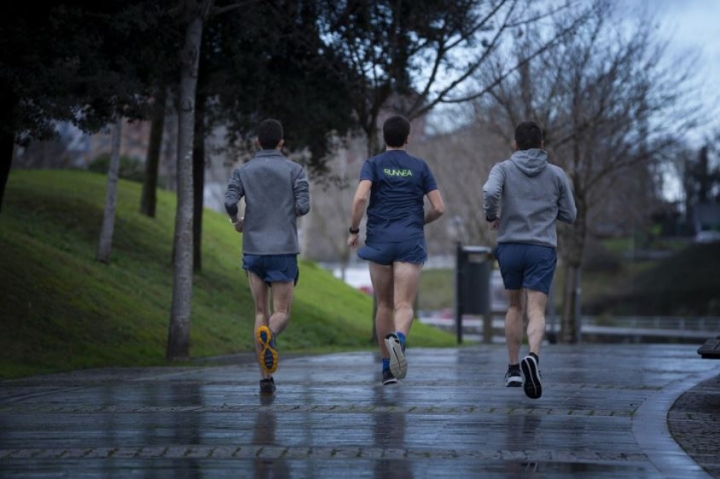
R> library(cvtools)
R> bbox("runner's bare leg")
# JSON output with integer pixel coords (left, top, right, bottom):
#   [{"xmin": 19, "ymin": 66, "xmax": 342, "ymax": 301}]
[
  {"xmin": 526, "ymin": 290, "xmax": 547, "ymax": 356},
  {"xmin": 369, "ymin": 262, "xmax": 394, "ymax": 357},
  {"xmin": 248, "ymin": 272, "xmax": 271, "ymax": 379},
  {"xmin": 392, "ymin": 261, "xmax": 422, "ymax": 337},
  {"xmin": 505, "ymin": 289, "xmax": 525, "ymax": 365}
]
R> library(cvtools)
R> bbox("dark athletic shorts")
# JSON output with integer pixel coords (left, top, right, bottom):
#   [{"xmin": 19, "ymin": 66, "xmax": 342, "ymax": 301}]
[
  {"xmin": 494, "ymin": 242, "xmax": 557, "ymax": 294},
  {"xmin": 243, "ymin": 254, "xmax": 299, "ymax": 286},
  {"xmin": 358, "ymin": 238, "xmax": 427, "ymax": 265}
]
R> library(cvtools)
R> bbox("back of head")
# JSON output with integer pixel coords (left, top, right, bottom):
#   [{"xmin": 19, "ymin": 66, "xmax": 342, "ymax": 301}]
[
  {"xmin": 383, "ymin": 115, "xmax": 411, "ymax": 148},
  {"xmin": 258, "ymin": 119, "xmax": 284, "ymax": 150},
  {"xmin": 515, "ymin": 121, "xmax": 543, "ymax": 150}
]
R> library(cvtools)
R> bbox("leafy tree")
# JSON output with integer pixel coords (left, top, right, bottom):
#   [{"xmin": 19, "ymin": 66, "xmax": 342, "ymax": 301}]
[
  {"xmin": 0, "ymin": 1, "xmax": 177, "ymax": 214},
  {"xmin": 207, "ymin": 0, "xmax": 356, "ymax": 174}
]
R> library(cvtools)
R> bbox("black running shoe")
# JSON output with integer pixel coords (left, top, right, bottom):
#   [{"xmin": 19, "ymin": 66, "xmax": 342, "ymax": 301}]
[
  {"xmin": 504, "ymin": 365, "xmax": 522, "ymax": 387},
  {"xmin": 260, "ymin": 377, "xmax": 276, "ymax": 395},
  {"xmin": 520, "ymin": 355, "xmax": 542, "ymax": 399},
  {"xmin": 382, "ymin": 369, "xmax": 398, "ymax": 386}
]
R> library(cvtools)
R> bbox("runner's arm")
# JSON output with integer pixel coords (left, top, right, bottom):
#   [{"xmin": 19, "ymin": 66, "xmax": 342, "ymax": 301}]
[
  {"xmin": 482, "ymin": 163, "xmax": 504, "ymax": 221},
  {"xmin": 224, "ymin": 169, "xmax": 244, "ymax": 222},
  {"xmin": 424, "ymin": 189, "xmax": 445, "ymax": 225},
  {"xmin": 557, "ymin": 172, "xmax": 577, "ymax": 224},
  {"xmin": 349, "ymin": 180, "xmax": 372, "ymax": 231},
  {"xmin": 293, "ymin": 168, "xmax": 310, "ymax": 216}
]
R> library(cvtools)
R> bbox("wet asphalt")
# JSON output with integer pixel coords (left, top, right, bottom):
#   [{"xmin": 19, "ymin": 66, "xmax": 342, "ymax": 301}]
[{"xmin": 1, "ymin": 343, "xmax": 718, "ymax": 478}]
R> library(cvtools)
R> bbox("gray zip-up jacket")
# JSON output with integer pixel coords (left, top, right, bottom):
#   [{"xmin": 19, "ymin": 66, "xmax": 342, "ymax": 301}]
[
  {"xmin": 483, "ymin": 149, "xmax": 576, "ymax": 248},
  {"xmin": 224, "ymin": 149, "xmax": 310, "ymax": 255}
]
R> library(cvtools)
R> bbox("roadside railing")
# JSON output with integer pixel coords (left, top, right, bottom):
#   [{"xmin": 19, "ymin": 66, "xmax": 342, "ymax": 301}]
[{"xmin": 418, "ymin": 313, "xmax": 720, "ymax": 343}]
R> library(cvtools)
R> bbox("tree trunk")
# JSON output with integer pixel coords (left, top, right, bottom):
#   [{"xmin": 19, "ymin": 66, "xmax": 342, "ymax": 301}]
[
  {"xmin": 140, "ymin": 87, "xmax": 167, "ymax": 217},
  {"xmin": 96, "ymin": 117, "xmax": 123, "ymax": 264},
  {"xmin": 560, "ymin": 262, "xmax": 581, "ymax": 343},
  {"xmin": 366, "ymin": 122, "xmax": 382, "ymax": 157},
  {"xmin": 166, "ymin": 2, "xmax": 211, "ymax": 361},
  {"xmin": 0, "ymin": 130, "xmax": 14, "ymax": 216},
  {"xmin": 192, "ymin": 93, "xmax": 206, "ymax": 273},
  {"xmin": 559, "ymin": 201, "xmax": 586, "ymax": 343},
  {"xmin": 0, "ymin": 94, "xmax": 17, "ymax": 216}
]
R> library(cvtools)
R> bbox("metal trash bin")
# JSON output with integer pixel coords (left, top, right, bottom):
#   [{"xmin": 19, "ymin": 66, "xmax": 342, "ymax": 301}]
[{"xmin": 455, "ymin": 243, "xmax": 493, "ymax": 344}]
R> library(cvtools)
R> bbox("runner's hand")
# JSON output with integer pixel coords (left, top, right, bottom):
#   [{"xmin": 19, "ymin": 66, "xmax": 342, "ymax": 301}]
[
  {"xmin": 347, "ymin": 234, "xmax": 359, "ymax": 248},
  {"xmin": 232, "ymin": 218, "xmax": 244, "ymax": 233}
]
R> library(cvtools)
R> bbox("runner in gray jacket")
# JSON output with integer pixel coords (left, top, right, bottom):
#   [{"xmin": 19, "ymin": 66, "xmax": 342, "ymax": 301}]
[
  {"xmin": 224, "ymin": 118, "xmax": 310, "ymax": 396},
  {"xmin": 483, "ymin": 121, "xmax": 576, "ymax": 399}
]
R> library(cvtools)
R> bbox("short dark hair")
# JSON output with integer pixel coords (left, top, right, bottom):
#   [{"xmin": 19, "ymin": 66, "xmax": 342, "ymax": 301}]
[
  {"xmin": 383, "ymin": 115, "xmax": 411, "ymax": 148},
  {"xmin": 257, "ymin": 119, "xmax": 284, "ymax": 149},
  {"xmin": 514, "ymin": 121, "xmax": 544, "ymax": 150}
]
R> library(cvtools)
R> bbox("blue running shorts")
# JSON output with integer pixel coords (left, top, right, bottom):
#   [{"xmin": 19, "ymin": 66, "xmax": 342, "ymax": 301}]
[
  {"xmin": 243, "ymin": 254, "xmax": 299, "ymax": 285},
  {"xmin": 358, "ymin": 238, "xmax": 427, "ymax": 265},
  {"xmin": 494, "ymin": 242, "xmax": 557, "ymax": 294}
]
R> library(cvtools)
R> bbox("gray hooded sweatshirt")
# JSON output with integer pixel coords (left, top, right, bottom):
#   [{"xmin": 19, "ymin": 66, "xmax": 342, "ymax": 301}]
[
  {"xmin": 483, "ymin": 149, "xmax": 576, "ymax": 248},
  {"xmin": 224, "ymin": 149, "xmax": 310, "ymax": 255}
]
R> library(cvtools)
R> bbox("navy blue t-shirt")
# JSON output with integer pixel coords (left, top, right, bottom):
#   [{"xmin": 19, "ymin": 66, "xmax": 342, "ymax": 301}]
[{"xmin": 360, "ymin": 150, "xmax": 438, "ymax": 244}]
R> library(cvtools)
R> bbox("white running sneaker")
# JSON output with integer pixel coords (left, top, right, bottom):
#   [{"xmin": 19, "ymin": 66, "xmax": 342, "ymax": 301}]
[
  {"xmin": 385, "ymin": 333, "xmax": 407, "ymax": 379},
  {"xmin": 504, "ymin": 366, "xmax": 522, "ymax": 387}
]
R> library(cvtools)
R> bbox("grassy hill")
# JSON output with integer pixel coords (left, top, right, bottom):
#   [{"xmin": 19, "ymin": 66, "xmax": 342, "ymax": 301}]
[{"xmin": 0, "ymin": 170, "xmax": 454, "ymax": 379}]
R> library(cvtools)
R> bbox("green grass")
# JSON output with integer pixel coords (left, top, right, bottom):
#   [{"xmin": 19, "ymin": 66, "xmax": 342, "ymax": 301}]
[
  {"xmin": 0, "ymin": 170, "xmax": 454, "ymax": 379},
  {"xmin": 602, "ymin": 237, "xmax": 633, "ymax": 254},
  {"xmin": 418, "ymin": 269, "xmax": 454, "ymax": 311}
]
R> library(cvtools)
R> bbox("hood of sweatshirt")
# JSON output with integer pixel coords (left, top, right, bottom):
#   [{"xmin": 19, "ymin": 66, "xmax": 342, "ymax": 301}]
[{"xmin": 510, "ymin": 149, "xmax": 548, "ymax": 177}]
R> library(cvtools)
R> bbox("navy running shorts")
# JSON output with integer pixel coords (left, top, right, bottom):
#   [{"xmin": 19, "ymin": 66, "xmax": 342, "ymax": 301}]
[
  {"xmin": 358, "ymin": 238, "xmax": 427, "ymax": 265},
  {"xmin": 242, "ymin": 254, "xmax": 299, "ymax": 286},
  {"xmin": 494, "ymin": 242, "xmax": 557, "ymax": 294}
]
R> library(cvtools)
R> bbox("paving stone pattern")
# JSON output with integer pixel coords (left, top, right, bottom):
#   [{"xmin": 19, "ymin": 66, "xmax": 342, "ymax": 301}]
[
  {"xmin": 0, "ymin": 344, "xmax": 718, "ymax": 478},
  {"xmin": 668, "ymin": 372, "xmax": 720, "ymax": 478}
]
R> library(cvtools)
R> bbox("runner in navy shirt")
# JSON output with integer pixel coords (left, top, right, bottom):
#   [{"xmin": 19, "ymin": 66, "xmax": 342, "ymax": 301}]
[
  {"xmin": 361, "ymin": 150, "xmax": 438, "ymax": 244},
  {"xmin": 347, "ymin": 115, "xmax": 445, "ymax": 386}
]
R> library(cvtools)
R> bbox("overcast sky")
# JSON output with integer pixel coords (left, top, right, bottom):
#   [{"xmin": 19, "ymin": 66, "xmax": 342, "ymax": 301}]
[
  {"xmin": 639, "ymin": 0, "xmax": 720, "ymax": 69},
  {"xmin": 635, "ymin": 0, "xmax": 720, "ymax": 143}
]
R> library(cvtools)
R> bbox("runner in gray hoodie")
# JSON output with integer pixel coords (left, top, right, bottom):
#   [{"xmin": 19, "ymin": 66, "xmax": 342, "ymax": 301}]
[
  {"xmin": 483, "ymin": 121, "xmax": 576, "ymax": 399},
  {"xmin": 225, "ymin": 119, "xmax": 310, "ymax": 396}
]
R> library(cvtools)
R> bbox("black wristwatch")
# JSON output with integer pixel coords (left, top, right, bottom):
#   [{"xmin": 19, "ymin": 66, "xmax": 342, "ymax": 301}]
[{"xmin": 349, "ymin": 226, "xmax": 360, "ymax": 234}]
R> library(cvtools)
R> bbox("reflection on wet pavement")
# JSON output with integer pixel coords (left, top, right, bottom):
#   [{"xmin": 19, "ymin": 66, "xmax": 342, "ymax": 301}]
[{"xmin": 253, "ymin": 409, "xmax": 290, "ymax": 479}]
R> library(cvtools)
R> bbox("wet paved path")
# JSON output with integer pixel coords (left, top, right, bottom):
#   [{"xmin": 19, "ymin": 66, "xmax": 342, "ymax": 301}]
[{"xmin": 0, "ymin": 344, "xmax": 718, "ymax": 478}]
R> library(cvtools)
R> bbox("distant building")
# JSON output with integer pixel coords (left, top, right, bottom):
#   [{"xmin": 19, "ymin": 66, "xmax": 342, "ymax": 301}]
[{"xmin": 694, "ymin": 202, "xmax": 720, "ymax": 232}]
